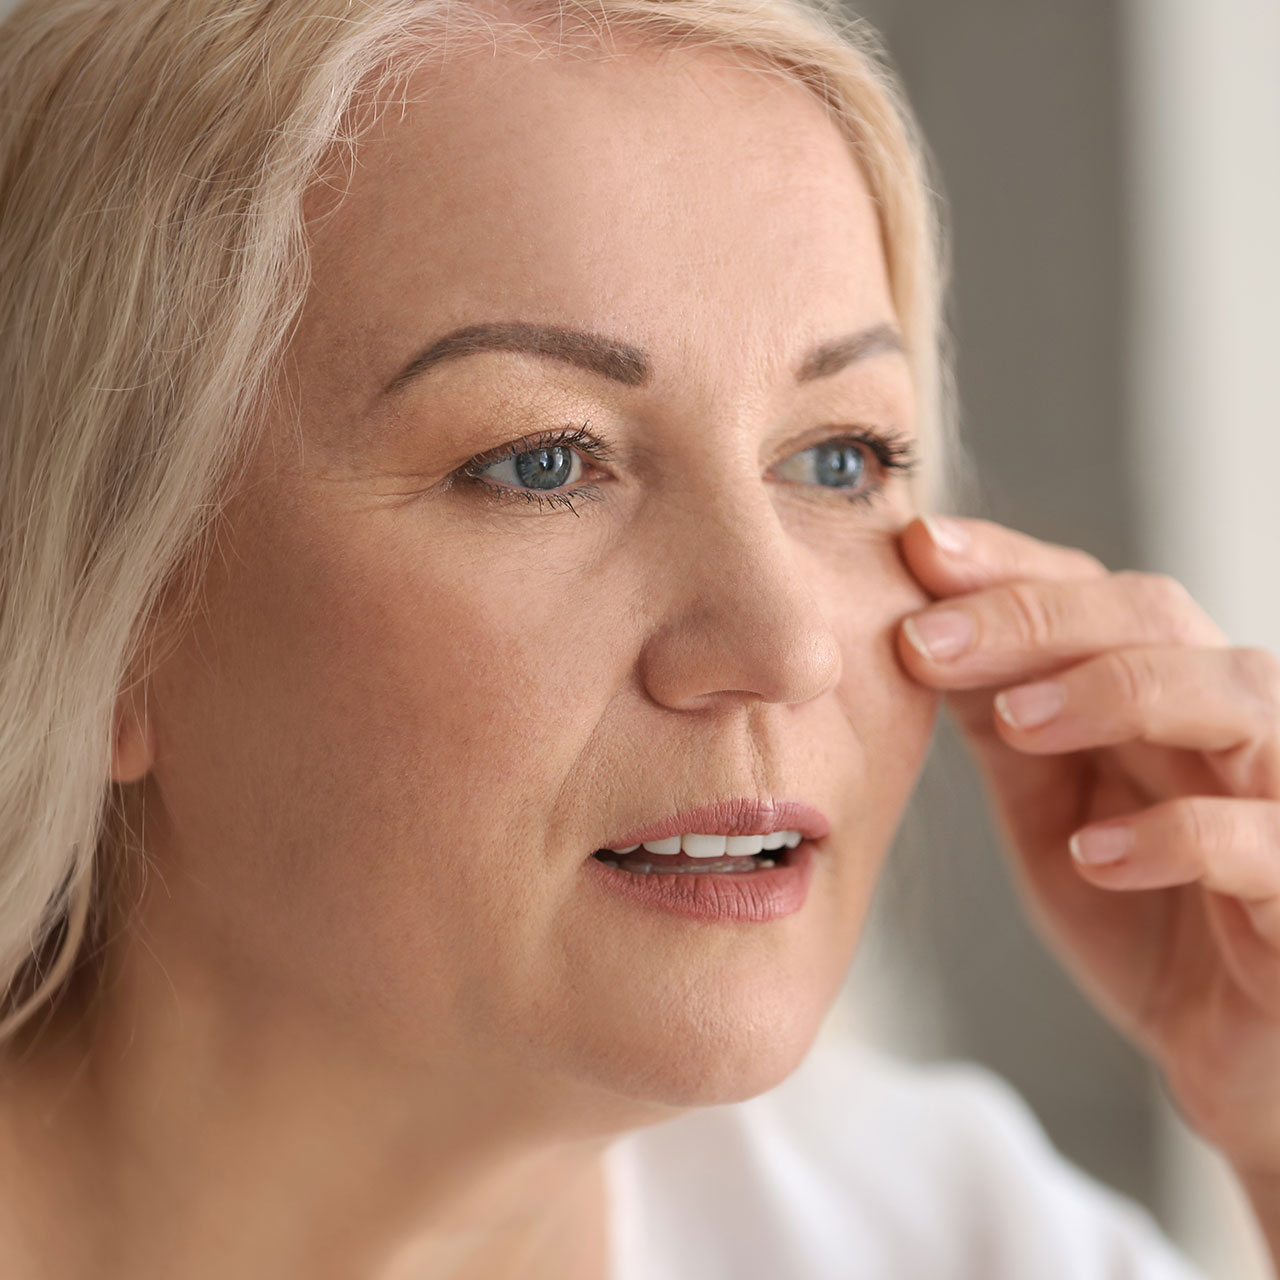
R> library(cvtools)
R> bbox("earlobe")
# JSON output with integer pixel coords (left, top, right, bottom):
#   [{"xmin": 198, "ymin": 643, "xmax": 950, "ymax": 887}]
[{"xmin": 109, "ymin": 681, "xmax": 156, "ymax": 785}]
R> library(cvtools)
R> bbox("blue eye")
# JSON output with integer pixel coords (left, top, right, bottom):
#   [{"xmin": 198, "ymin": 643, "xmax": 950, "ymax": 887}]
[
  {"xmin": 457, "ymin": 423, "xmax": 606, "ymax": 515},
  {"xmin": 481, "ymin": 443, "xmax": 583, "ymax": 493},
  {"xmin": 773, "ymin": 439, "xmax": 870, "ymax": 493}
]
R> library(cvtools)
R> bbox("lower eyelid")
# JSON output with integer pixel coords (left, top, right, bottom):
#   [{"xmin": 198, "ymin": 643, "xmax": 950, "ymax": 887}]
[{"xmin": 468, "ymin": 476, "xmax": 890, "ymax": 518}]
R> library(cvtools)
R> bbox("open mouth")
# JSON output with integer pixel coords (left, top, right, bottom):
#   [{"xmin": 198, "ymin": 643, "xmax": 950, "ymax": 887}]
[
  {"xmin": 586, "ymin": 835, "xmax": 815, "ymax": 921},
  {"xmin": 590, "ymin": 847, "xmax": 791, "ymax": 875}
]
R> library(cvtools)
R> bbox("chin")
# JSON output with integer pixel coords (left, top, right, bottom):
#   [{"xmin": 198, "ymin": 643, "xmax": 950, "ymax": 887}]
[{"xmin": 568, "ymin": 974, "xmax": 836, "ymax": 1113}]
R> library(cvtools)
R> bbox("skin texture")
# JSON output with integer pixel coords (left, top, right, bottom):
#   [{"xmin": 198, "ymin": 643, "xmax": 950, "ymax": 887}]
[{"xmin": 0, "ymin": 36, "xmax": 936, "ymax": 1280}]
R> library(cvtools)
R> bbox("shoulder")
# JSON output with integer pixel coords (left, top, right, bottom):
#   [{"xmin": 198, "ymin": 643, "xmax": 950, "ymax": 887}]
[{"xmin": 607, "ymin": 1037, "xmax": 1209, "ymax": 1280}]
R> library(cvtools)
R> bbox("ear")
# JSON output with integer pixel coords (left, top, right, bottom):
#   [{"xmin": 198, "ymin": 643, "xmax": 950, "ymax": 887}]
[{"xmin": 109, "ymin": 676, "xmax": 156, "ymax": 785}]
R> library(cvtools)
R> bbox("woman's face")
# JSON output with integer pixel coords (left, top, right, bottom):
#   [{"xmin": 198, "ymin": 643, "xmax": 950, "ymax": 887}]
[{"xmin": 127, "ymin": 37, "xmax": 938, "ymax": 1122}]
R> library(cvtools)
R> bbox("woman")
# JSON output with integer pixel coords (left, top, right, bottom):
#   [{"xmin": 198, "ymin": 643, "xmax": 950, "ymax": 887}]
[{"xmin": 1, "ymin": 0, "xmax": 1277, "ymax": 1276}]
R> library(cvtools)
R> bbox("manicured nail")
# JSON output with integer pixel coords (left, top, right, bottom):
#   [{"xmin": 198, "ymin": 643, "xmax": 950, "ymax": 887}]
[
  {"xmin": 922, "ymin": 514, "xmax": 971, "ymax": 554},
  {"xmin": 1069, "ymin": 825, "xmax": 1134, "ymax": 865},
  {"xmin": 995, "ymin": 680, "xmax": 1066, "ymax": 730},
  {"xmin": 903, "ymin": 609, "xmax": 974, "ymax": 662}
]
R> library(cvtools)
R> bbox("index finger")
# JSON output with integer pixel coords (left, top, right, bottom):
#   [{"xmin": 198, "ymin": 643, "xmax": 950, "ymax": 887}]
[{"xmin": 901, "ymin": 514, "xmax": 1109, "ymax": 600}]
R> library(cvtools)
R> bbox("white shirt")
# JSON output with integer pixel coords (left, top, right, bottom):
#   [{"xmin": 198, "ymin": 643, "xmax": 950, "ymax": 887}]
[{"xmin": 604, "ymin": 1037, "xmax": 1208, "ymax": 1279}]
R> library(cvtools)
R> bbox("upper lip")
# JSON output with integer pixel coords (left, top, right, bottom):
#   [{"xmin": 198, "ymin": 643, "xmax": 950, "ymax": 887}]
[{"xmin": 599, "ymin": 798, "xmax": 831, "ymax": 851}]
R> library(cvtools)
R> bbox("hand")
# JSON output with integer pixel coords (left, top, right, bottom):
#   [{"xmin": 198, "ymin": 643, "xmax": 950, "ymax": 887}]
[{"xmin": 897, "ymin": 514, "xmax": 1280, "ymax": 1179}]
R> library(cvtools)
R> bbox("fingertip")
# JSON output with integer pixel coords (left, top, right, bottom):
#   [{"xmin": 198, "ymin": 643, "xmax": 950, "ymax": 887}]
[
  {"xmin": 921, "ymin": 514, "xmax": 972, "ymax": 555},
  {"xmin": 894, "ymin": 615, "xmax": 946, "ymax": 685},
  {"xmin": 899, "ymin": 514, "xmax": 977, "ymax": 597}
]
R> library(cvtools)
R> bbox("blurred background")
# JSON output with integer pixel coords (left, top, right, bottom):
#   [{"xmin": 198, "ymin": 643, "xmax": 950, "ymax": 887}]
[{"xmin": 825, "ymin": 2, "xmax": 1280, "ymax": 1278}]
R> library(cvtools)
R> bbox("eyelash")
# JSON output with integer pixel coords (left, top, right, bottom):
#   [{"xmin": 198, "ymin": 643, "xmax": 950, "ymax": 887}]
[{"xmin": 451, "ymin": 420, "xmax": 919, "ymax": 516}]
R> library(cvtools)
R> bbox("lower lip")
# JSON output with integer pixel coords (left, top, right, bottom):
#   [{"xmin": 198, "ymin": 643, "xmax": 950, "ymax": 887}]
[{"xmin": 583, "ymin": 841, "xmax": 816, "ymax": 923}]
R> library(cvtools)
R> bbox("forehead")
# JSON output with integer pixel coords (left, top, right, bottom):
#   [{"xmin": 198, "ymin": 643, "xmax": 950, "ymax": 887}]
[{"xmin": 294, "ymin": 36, "xmax": 896, "ymax": 411}]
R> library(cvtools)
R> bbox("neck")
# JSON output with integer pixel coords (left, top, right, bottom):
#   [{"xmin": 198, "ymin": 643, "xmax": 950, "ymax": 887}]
[{"xmin": 0, "ymin": 952, "xmax": 626, "ymax": 1280}]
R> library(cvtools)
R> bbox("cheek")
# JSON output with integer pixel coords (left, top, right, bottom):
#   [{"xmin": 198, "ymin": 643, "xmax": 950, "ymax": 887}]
[
  {"xmin": 817, "ymin": 550, "xmax": 940, "ymax": 921},
  {"xmin": 835, "ymin": 612, "xmax": 938, "ymax": 803},
  {"xmin": 147, "ymin": 504, "xmax": 603, "ymax": 1020},
  {"xmin": 830, "ymin": 542, "xmax": 939, "ymax": 775}
]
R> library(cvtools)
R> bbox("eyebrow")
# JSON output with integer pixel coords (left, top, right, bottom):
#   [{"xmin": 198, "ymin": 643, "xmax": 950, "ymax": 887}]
[{"xmin": 381, "ymin": 320, "xmax": 906, "ymax": 395}]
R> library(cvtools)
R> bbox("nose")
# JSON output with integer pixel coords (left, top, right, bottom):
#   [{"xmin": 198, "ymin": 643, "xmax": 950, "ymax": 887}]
[{"xmin": 636, "ymin": 480, "xmax": 844, "ymax": 712}]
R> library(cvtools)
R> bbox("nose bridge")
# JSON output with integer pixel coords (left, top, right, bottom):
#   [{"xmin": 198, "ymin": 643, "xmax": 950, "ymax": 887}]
[
  {"xmin": 638, "ymin": 465, "xmax": 844, "ymax": 709},
  {"xmin": 672, "ymin": 465, "xmax": 788, "ymax": 584}
]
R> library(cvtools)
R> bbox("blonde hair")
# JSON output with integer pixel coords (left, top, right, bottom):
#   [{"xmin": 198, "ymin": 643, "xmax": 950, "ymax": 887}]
[{"xmin": 0, "ymin": 0, "xmax": 959, "ymax": 1046}]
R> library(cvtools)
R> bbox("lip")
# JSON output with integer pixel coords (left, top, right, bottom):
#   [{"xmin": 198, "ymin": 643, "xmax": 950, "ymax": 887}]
[
  {"xmin": 598, "ymin": 797, "xmax": 830, "ymax": 853},
  {"xmin": 585, "ymin": 839, "xmax": 817, "ymax": 922}
]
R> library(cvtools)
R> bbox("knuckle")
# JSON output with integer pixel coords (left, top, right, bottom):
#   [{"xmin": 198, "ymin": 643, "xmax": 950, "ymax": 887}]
[
  {"xmin": 1068, "ymin": 547, "xmax": 1109, "ymax": 579},
  {"xmin": 1104, "ymin": 649, "xmax": 1160, "ymax": 718},
  {"xmin": 1169, "ymin": 796, "xmax": 1223, "ymax": 854},
  {"xmin": 1234, "ymin": 647, "xmax": 1280, "ymax": 724},
  {"xmin": 1128, "ymin": 572, "xmax": 1199, "ymax": 641},
  {"xmin": 1001, "ymin": 581, "xmax": 1060, "ymax": 650}
]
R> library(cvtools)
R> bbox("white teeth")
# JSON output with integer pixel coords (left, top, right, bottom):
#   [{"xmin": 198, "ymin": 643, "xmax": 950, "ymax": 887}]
[
  {"xmin": 640, "ymin": 836, "xmax": 682, "ymax": 855},
  {"xmin": 681, "ymin": 833, "xmax": 727, "ymax": 858},
  {"xmin": 612, "ymin": 830, "xmax": 803, "ymax": 855}
]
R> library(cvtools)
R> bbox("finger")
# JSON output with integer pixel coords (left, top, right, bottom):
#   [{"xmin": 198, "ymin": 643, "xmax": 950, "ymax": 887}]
[
  {"xmin": 1067, "ymin": 796, "xmax": 1280, "ymax": 1009},
  {"xmin": 898, "ymin": 570, "xmax": 1229, "ymax": 690},
  {"xmin": 1071, "ymin": 798, "xmax": 1280, "ymax": 896},
  {"xmin": 992, "ymin": 645, "xmax": 1280, "ymax": 762},
  {"xmin": 901, "ymin": 514, "xmax": 1109, "ymax": 599}
]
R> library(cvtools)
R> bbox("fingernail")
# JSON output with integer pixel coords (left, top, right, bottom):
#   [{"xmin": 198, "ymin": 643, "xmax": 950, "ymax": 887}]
[
  {"xmin": 995, "ymin": 681, "xmax": 1066, "ymax": 729},
  {"xmin": 903, "ymin": 609, "xmax": 974, "ymax": 662},
  {"xmin": 922, "ymin": 515, "xmax": 971, "ymax": 554},
  {"xmin": 1069, "ymin": 826, "xmax": 1133, "ymax": 865}
]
